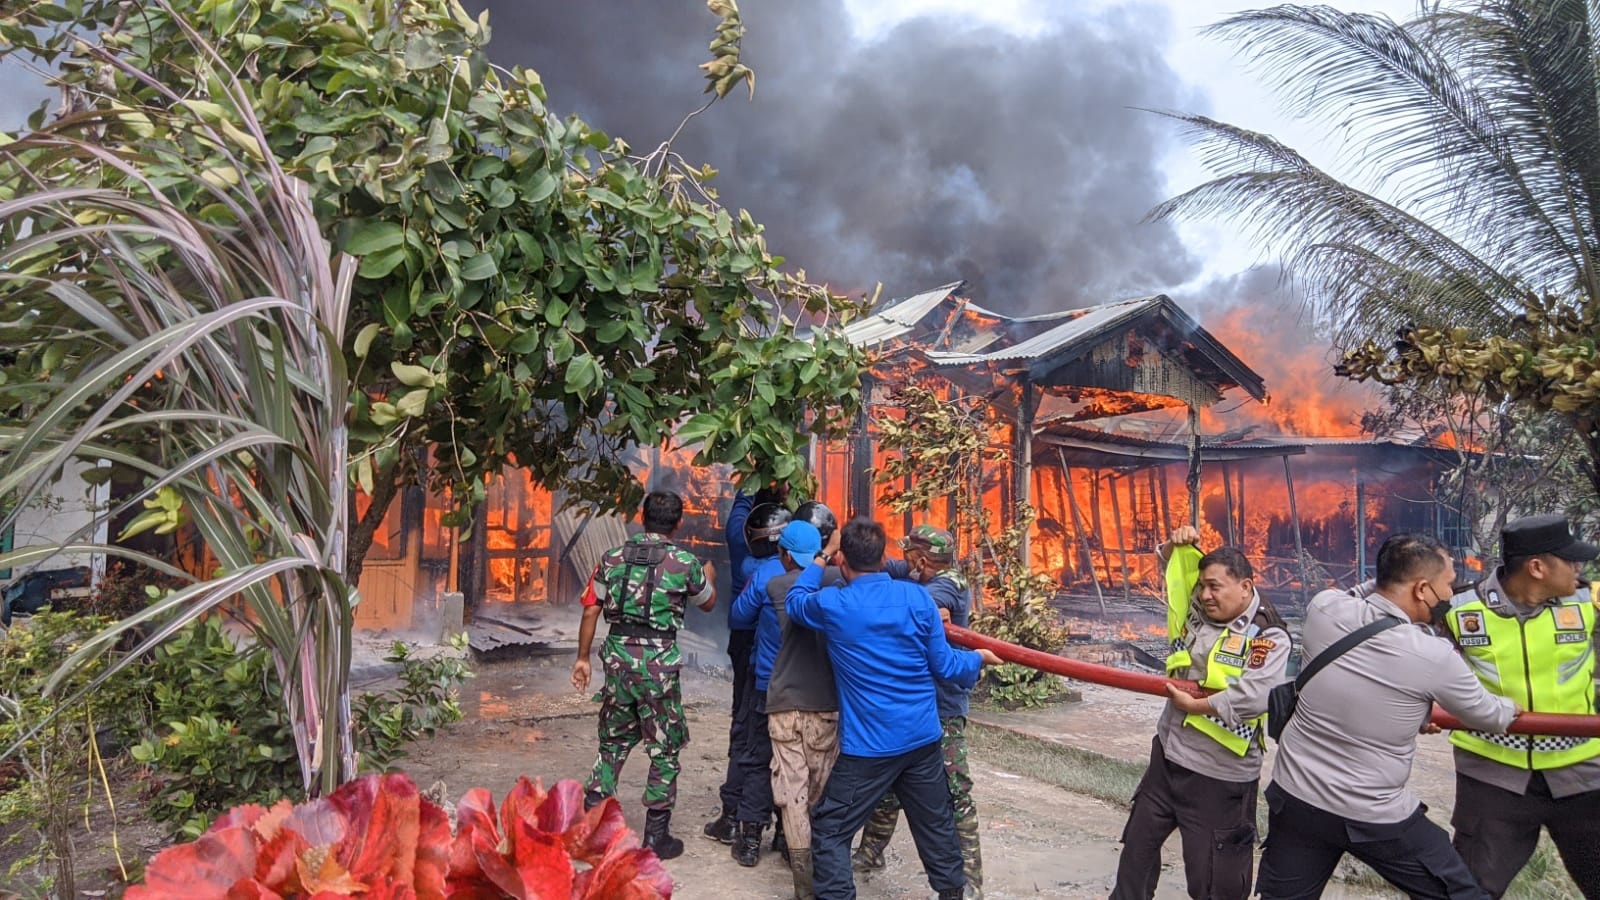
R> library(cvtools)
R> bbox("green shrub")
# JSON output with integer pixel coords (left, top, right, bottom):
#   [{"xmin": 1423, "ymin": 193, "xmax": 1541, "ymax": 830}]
[
  {"xmin": 0, "ymin": 611, "xmax": 137, "ymax": 896},
  {"xmin": 352, "ymin": 636, "xmax": 471, "ymax": 773},
  {"xmin": 129, "ymin": 620, "xmax": 470, "ymax": 838}
]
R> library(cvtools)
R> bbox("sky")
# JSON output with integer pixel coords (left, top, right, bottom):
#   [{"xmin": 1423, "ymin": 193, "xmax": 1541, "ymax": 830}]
[
  {"xmin": 848, "ymin": 0, "xmax": 1422, "ymax": 291},
  {"xmin": 0, "ymin": 0, "xmax": 1424, "ymax": 315}
]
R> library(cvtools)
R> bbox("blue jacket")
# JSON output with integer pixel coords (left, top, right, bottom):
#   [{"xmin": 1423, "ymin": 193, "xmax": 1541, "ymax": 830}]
[
  {"xmin": 787, "ymin": 564, "xmax": 982, "ymax": 757},
  {"xmin": 884, "ymin": 559, "xmax": 973, "ymax": 719},
  {"xmin": 724, "ymin": 491, "xmax": 756, "ymax": 627},
  {"xmin": 730, "ymin": 556, "xmax": 787, "ymax": 688}
]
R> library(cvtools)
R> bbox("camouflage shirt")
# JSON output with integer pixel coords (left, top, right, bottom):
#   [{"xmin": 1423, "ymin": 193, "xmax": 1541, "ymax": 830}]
[{"xmin": 595, "ymin": 532, "xmax": 711, "ymax": 633}]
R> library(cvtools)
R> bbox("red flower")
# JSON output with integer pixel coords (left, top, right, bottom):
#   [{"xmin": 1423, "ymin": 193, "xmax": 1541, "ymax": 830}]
[{"xmin": 128, "ymin": 775, "xmax": 671, "ymax": 899}]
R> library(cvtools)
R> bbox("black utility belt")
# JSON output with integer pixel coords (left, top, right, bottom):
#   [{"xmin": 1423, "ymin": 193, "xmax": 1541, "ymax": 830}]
[{"xmin": 608, "ymin": 621, "xmax": 677, "ymax": 640}]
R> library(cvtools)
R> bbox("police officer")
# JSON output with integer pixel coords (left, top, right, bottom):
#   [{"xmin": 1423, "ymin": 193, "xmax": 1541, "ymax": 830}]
[
  {"xmin": 1256, "ymin": 534, "xmax": 1517, "ymax": 899},
  {"xmin": 1111, "ymin": 527, "xmax": 1291, "ymax": 900},
  {"xmin": 706, "ymin": 492, "xmax": 788, "ymax": 843},
  {"xmin": 1445, "ymin": 514, "xmax": 1600, "ymax": 897},
  {"xmin": 571, "ymin": 491, "xmax": 715, "ymax": 860},
  {"xmin": 786, "ymin": 517, "xmax": 1003, "ymax": 900},
  {"xmin": 854, "ymin": 524, "xmax": 985, "ymax": 897}
]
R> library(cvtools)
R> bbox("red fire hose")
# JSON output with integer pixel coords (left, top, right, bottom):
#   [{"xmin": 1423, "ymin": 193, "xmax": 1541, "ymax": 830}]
[{"xmin": 945, "ymin": 623, "xmax": 1600, "ymax": 738}]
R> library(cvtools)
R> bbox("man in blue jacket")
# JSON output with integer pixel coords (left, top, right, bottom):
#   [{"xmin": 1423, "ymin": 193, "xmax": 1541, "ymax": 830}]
[
  {"xmin": 707, "ymin": 489, "xmax": 787, "ymax": 844},
  {"xmin": 787, "ymin": 517, "xmax": 1001, "ymax": 900},
  {"xmin": 726, "ymin": 514, "xmax": 793, "ymax": 866},
  {"xmin": 855, "ymin": 524, "xmax": 984, "ymax": 895}
]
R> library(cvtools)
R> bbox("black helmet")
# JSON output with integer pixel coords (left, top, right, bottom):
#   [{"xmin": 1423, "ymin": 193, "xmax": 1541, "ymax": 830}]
[
  {"xmin": 792, "ymin": 501, "xmax": 838, "ymax": 545},
  {"xmin": 744, "ymin": 503, "xmax": 792, "ymax": 558}
]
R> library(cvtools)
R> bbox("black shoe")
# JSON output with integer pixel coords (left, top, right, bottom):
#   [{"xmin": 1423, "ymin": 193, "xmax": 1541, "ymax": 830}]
[
  {"xmin": 702, "ymin": 807, "xmax": 736, "ymax": 843},
  {"xmin": 772, "ymin": 820, "xmax": 789, "ymax": 864},
  {"xmin": 582, "ymin": 790, "xmax": 606, "ymax": 811},
  {"xmin": 643, "ymin": 809, "xmax": 684, "ymax": 861},
  {"xmin": 732, "ymin": 821, "xmax": 763, "ymax": 867},
  {"xmin": 935, "ymin": 888, "xmax": 965, "ymax": 900}
]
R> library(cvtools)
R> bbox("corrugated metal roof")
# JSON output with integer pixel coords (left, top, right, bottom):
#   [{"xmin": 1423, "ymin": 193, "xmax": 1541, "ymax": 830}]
[
  {"xmin": 922, "ymin": 296, "xmax": 1161, "ymax": 365},
  {"xmin": 842, "ymin": 281, "xmax": 964, "ymax": 348},
  {"xmin": 920, "ymin": 294, "xmax": 1268, "ymax": 404}
]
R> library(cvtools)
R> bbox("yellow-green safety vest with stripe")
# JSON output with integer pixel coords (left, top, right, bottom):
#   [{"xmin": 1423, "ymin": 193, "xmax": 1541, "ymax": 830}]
[
  {"xmin": 1185, "ymin": 628, "xmax": 1269, "ymax": 755},
  {"xmin": 1165, "ymin": 545, "xmax": 1267, "ymax": 755},
  {"xmin": 1164, "ymin": 544, "xmax": 1203, "ymax": 674},
  {"xmin": 1446, "ymin": 594, "xmax": 1600, "ymax": 769}
]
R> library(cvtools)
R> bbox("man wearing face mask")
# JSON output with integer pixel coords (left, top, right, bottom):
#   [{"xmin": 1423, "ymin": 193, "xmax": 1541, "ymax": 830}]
[
  {"xmin": 1111, "ymin": 528, "xmax": 1291, "ymax": 900},
  {"xmin": 1254, "ymin": 534, "xmax": 1518, "ymax": 900},
  {"xmin": 1445, "ymin": 515, "xmax": 1600, "ymax": 898}
]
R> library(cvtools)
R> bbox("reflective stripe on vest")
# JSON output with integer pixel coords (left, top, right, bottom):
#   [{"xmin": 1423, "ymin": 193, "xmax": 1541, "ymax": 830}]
[
  {"xmin": 1447, "ymin": 595, "xmax": 1600, "ymax": 769},
  {"xmin": 1183, "ymin": 629, "xmax": 1265, "ymax": 756}
]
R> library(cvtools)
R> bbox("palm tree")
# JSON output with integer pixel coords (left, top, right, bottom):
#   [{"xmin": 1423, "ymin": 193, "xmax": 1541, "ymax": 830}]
[
  {"xmin": 1153, "ymin": 1, "xmax": 1600, "ymax": 499},
  {"xmin": 0, "ymin": 20, "xmax": 358, "ymax": 794}
]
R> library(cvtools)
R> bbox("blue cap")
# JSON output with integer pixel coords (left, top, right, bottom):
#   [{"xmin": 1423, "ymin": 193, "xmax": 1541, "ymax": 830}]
[{"xmin": 778, "ymin": 520, "xmax": 822, "ymax": 559}]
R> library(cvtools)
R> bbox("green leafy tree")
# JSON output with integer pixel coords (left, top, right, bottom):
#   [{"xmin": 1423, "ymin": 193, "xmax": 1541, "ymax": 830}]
[
  {"xmin": 1, "ymin": 0, "xmax": 866, "ymax": 579},
  {"xmin": 1152, "ymin": 2, "xmax": 1600, "ymax": 501}
]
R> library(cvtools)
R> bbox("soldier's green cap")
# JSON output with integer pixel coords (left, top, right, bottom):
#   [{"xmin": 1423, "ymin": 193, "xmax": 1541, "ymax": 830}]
[{"xmin": 900, "ymin": 524, "xmax": 955, "ymax": 562}]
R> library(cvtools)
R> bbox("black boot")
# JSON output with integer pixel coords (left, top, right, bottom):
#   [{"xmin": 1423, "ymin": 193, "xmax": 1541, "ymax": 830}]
[
  {"xmin": 702, "ymin": 806, "xmax": 736, "ymax": 844},
  {"xmin": 582, "ymin": 789, "xmax": 606, "ymax": 811},
  {"xmin": 935, "ymin": 888, "xmax": 966, "ymax": 900},
  {"xmin": 643, "ymin": 808, "xmax": 684, "ymax": 861},
  {"xmin": 732, "ymin": 821, "xmax": 763, "ymax": 867},
  {"xmin": 771, "ymin": 817, "xmax": 790, "ymax": 864}
]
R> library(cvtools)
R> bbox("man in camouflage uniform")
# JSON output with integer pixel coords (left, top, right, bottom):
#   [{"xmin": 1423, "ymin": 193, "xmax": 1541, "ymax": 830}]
[
  {"xmin": 572, "ymin": 491, "xmax": 715, "ymax": 860},
  {"xmin": 855, "ymin": 524, "xmax": 985, "ymax": 898}
]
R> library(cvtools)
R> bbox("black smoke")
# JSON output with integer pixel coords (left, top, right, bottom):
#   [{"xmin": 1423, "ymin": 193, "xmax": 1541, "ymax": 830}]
[{"xmin": 464, "ymin": 1, "xmax": 1204, "ymax": 314}]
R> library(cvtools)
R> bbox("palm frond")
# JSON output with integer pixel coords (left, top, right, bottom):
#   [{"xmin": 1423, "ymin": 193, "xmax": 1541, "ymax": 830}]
[{"xmin": 1150, "ymin": 112, "xmax": 1530, "ymax": 335}]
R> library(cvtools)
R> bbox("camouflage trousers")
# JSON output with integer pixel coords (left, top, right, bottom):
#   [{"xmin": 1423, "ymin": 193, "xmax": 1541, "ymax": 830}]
[
  {"xmin": 583, "ymin": 638, "xmax": 688, "ymax": 811},
  {"xmin": 769, "ymin": 709, "xmax": 842, "ymax": 850},
  {"xmin": 863, "ymin": 716, "xmax": 982, "ymax": 890}
]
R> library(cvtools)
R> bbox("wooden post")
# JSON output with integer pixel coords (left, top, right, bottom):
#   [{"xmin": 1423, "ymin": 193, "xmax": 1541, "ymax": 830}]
[
  {"xmin": 1235, "ymin": 467, "xmax": 1247, "ymax": 550},
  {"xmin": 1221, "ymin": 462, "xmax": 1238, "ymax": 546},
  {"xmin": 1355, "ymin": 477, "xmax": 1367, "ymax": 581},
  {"xmin": 1186, "ymin": 406, "xmax": 1202, "ymax": 528},
  {"xmin": 850, "ymin": 373, "xmax": 876, "ymax": 518},
  {"xmin": 1109, "ymin": 473, "xmax": 1132, "ymax": 602},
  {"xmin": 1284, "ymin": 455, "xmax": 1309, "ymax": 603},
  {"xmin": 1058, "ymin": 450, "xmax": 1107, "ymax": 614},
  {"xmin": 1016, "ymin": 374, "xmax": 1036, "ymax": 564},
  {"xmin": 1089, "ymin": 473, "xmax": 1114, "ymax": 597},
  {"xmin": 1157, "ymin": 465, "xmax": 1172, "ymax": 535}
]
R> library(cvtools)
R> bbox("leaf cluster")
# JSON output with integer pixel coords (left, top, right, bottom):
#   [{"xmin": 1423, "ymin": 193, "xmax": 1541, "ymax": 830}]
[
  {"xmin": 1153, "ymin": 2, "xmax": 1600, "ymax": 502},
  {"xmin": 1, "ymin": 0, "xmax": 866, "ymax": 523}
]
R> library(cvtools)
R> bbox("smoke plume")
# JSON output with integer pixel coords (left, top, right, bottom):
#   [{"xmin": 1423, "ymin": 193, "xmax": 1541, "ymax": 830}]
[{"xmin": 463, "ymin": 1, "xmax": 1203, "ymax": 314}]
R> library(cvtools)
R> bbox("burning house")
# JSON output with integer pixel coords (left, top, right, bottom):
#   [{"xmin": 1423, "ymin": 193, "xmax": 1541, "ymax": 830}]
[
  {"xmin": 349, "ymin": 282, "xmax": 1476, "ymax": 644},
  {"xmin": 814, "ymin": 282, "xmax": 1479, "ymax": 619}
]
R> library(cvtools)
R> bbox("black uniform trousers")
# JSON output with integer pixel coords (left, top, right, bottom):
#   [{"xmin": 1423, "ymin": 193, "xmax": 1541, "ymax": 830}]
[
  {"xmin": 811, "ymin": 738, "xmax": 963, "ymax": 899},
  {"xmin": 717, "ymin": 627, "xmax": 757, "ymax": 811},
  {"xmin": 735, "ymin": 688, "xmax": 775, "ymax": 824},
  {"xmin": 1451, "ymin": 771, "xmax": 1600, "ymax": 899},
  {"xmin": 1112, "ymin": 735, "xmax": 1257, "ymax": 900},
  {"xmin": 1256, "ymin": 783, "xmax": 1487, "ymax": 900}
]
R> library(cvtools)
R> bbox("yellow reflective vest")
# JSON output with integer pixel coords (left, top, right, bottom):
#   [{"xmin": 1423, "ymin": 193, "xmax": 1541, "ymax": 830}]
[
  {"xmin": 1447, "ymin": 591, "xmax": 1600, "ymax": 769},
  {"xmin": 1164, "ymin": 545, "xmax": 1273, "ymax": 755},
  {"xmin": 1186, "ymin": 627, "xmax": 1270, "ymax": 755},
  {"xmin": 1164, "ymin": 544, "xmax": 1203, "ymax": 674}
]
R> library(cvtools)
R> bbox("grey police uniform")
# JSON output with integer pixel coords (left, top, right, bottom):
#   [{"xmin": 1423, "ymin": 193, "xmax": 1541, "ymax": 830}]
[
  {"xmin": 1257, "ymin": 589, "xmax": 1516, "ymax": 900},
  {"xmin": 1446, "ymin": 571, "xmax": 1600, "ymax": 898},
  {"xmin": 1112, "ymin": 591, "xmax": 1290, "ymax": 900}
]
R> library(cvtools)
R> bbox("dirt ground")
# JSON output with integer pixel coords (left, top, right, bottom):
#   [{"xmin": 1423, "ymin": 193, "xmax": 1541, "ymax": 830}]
[{"xmin": 399, "ymin": 654, "xmax": 1398, "ymax": 899}]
